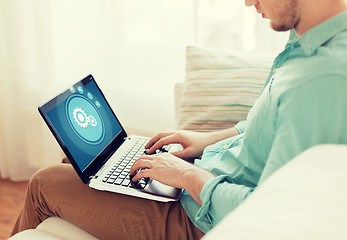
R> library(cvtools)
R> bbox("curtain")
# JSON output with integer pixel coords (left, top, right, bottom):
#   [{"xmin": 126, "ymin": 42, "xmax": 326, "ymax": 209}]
[
  {"xmin": 0, "ymin": 0, "xmax": 63, "ymax": 180},
  {"xmin": 0, "ymin": 0, "xmax": 195, "ymax": 180}
]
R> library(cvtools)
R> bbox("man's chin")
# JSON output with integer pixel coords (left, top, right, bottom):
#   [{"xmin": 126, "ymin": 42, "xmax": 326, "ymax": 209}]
[{"xmin": 270, "ymin": 21, "xmax": 293, "ymax": 32}]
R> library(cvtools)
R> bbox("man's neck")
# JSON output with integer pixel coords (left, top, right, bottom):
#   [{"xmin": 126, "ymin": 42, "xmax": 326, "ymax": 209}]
[{"xmin": 295, "ymin": 0, "xmax": 347, "ymax": 36}]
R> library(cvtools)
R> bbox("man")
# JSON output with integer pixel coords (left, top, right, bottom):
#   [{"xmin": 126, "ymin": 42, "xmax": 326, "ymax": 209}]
[{"xmin": 12, "ymin": 0, "xmax": 347, "ymax": 239}]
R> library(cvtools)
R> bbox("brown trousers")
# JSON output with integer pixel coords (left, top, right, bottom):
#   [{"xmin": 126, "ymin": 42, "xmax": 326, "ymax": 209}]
[{"xmin": 11, "ymin": 164, "xmax": 204, "ymax": 240}]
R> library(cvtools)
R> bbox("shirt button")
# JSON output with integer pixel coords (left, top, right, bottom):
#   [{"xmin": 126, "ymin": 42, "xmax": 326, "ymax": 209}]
[{"xmin": 223, "ymin": 145, "xmax": 228, "ymax": 149}]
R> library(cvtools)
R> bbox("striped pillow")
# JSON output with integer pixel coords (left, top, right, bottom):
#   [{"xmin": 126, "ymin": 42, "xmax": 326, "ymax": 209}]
[{"xmin": 178, "ymin": 46, "xmax": 274, "ymax": 132}]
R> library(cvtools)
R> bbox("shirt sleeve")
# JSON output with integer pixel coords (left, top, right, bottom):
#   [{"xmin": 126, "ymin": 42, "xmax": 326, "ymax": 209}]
[
  {"xmin": 234, "ymin": 120, "xmax": 247, "ymax": 134},
  {"xmin": 194, "ymin": 75, "xmax": 347, "ymax": 228},
  {"xmin": 259, "ymin": 75, "xmax": 347, "ymax": 183},
  {"xmin": 195, "ymin": 175, "xmax": 254, "ymax": 226}
]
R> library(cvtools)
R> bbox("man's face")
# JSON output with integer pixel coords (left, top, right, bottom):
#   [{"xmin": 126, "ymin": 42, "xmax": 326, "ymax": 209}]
[{"xmin": 245, "ymin": 0, "xmax": 300, "ymax": 32}]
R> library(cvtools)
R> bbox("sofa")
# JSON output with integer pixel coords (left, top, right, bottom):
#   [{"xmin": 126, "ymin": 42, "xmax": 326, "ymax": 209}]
[{"xmin": 10, "ymin": 46, "xmax": 347, "ymax": 239}]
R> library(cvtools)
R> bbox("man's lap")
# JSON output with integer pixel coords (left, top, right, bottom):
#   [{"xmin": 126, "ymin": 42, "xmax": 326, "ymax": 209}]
[{"xmin": 19, "ymin": 164, "xmax": 203, "ymax": 239}]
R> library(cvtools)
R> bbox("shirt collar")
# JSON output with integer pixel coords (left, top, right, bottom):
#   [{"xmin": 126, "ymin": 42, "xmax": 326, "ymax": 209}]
[{"xmin": 286, "ymin": 11, "xmax": 347, "ymax": 56}]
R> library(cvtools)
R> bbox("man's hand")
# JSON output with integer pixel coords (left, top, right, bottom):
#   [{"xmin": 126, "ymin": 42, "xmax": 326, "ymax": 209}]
[
  {"xmin": 129, "ymin": 153, "xmax": 214, "ymax": 206},
  {"xmin": 130, "ymin": 153, "xmax": 196, "ymax": 188},
  {"xmin": 145, "ymin": 128, "xmax": 239, "ymax": 160},
  {"xmin": 145, "ymin": 130, "xmax": 210, "ymax": 160}
]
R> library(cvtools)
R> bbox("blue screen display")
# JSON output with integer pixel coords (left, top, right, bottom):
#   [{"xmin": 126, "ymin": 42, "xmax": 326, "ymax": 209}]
[{"xmin": 47, "ymin": 80, "xmax": 122, "ymax": 171}]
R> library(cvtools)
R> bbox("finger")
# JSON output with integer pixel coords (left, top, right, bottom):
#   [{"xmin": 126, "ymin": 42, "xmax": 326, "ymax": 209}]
[
  {"xmin": 145, "ymin": 130, "xmax": 175, "ymax": 149},
  {"xmin": 131, "ymin": 168, "xmax": 152, "ymax": 182},
  {"xmin": 146, "ymin": 134, "xmax": 181, "ymax": 155},
  {"xmin": 129, "ymin": 158, "xmax": 154, "ymax": 176}
]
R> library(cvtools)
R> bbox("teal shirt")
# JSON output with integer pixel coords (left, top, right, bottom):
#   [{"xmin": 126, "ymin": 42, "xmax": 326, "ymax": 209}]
[{"xmin": 180, "ymin": 12, "xmax": 347, "ymax": 233}]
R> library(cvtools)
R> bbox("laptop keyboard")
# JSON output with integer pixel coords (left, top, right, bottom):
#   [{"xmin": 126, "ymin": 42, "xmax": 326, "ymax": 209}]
[{"xmin": 102, "ymin": 137, "xmax": 151, "ymax": 189}]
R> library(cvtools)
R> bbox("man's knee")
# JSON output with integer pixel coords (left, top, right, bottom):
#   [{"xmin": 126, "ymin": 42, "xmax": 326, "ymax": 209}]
[
  {"xmin": 30, "ymin": 164, "xmax": 63, "ymax": 183},
  {"xmin": 28, "ymin": 165, "xmax": 75, "ymax": 195}
]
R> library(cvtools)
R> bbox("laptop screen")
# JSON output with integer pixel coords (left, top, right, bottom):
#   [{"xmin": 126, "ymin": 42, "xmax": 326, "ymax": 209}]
[{"xmin": 43, "ymin": 75, "xmax": 123, "ymax": 173}]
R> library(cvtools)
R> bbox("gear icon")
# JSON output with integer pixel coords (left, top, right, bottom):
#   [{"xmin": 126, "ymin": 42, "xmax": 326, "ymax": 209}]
[
  {"xmin": 73, "ymin": 107, "xmax": 89, "ymax": 128},
  {"xmin": 66, "ymin": 95, "xmax": 104, "ymax": 145},
  {"xmin": 88, "ymin": 115, "xmax": 97, "ymax": 127}
]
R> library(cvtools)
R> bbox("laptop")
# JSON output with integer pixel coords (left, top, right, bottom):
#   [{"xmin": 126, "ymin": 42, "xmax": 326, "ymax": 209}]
[{"xmin": 38, "ymin": 74, "xmax": 182, "ymax": 202}]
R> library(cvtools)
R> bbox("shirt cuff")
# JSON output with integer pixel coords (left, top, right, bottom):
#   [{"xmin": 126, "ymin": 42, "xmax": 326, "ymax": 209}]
[{"xmin": 195, "ymin": 175, "xmax": 231, "ymax": 225}]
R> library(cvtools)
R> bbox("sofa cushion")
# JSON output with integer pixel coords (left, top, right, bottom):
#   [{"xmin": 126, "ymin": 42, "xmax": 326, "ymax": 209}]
[
  {"xmin": 178, "ymin": 46, "xmax": 274, "ymax": 132},
  {"xmin": 202, "ymin": 144, "xmax": 347, "ymax": 240}
]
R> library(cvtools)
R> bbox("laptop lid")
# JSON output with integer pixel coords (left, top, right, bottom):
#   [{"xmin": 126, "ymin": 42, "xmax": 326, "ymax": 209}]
[{"xmin": 38, "ymin": 74, "xmax": 127, "ymax": 183}]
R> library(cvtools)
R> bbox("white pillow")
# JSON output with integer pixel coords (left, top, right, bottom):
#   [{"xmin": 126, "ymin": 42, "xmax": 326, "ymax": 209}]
[{"xmin": 178, "ymin": 46, "xmax": 274, "ymax": 132}]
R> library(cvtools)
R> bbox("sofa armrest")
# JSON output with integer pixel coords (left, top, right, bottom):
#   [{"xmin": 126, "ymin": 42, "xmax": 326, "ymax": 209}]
[
  {"xmin": 203, "ymin": 144, "xmax": 347, "ymax": 240},
  {"xmin": 10, "ymin": 217, "xmax": 99, "ymax": 240}
]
